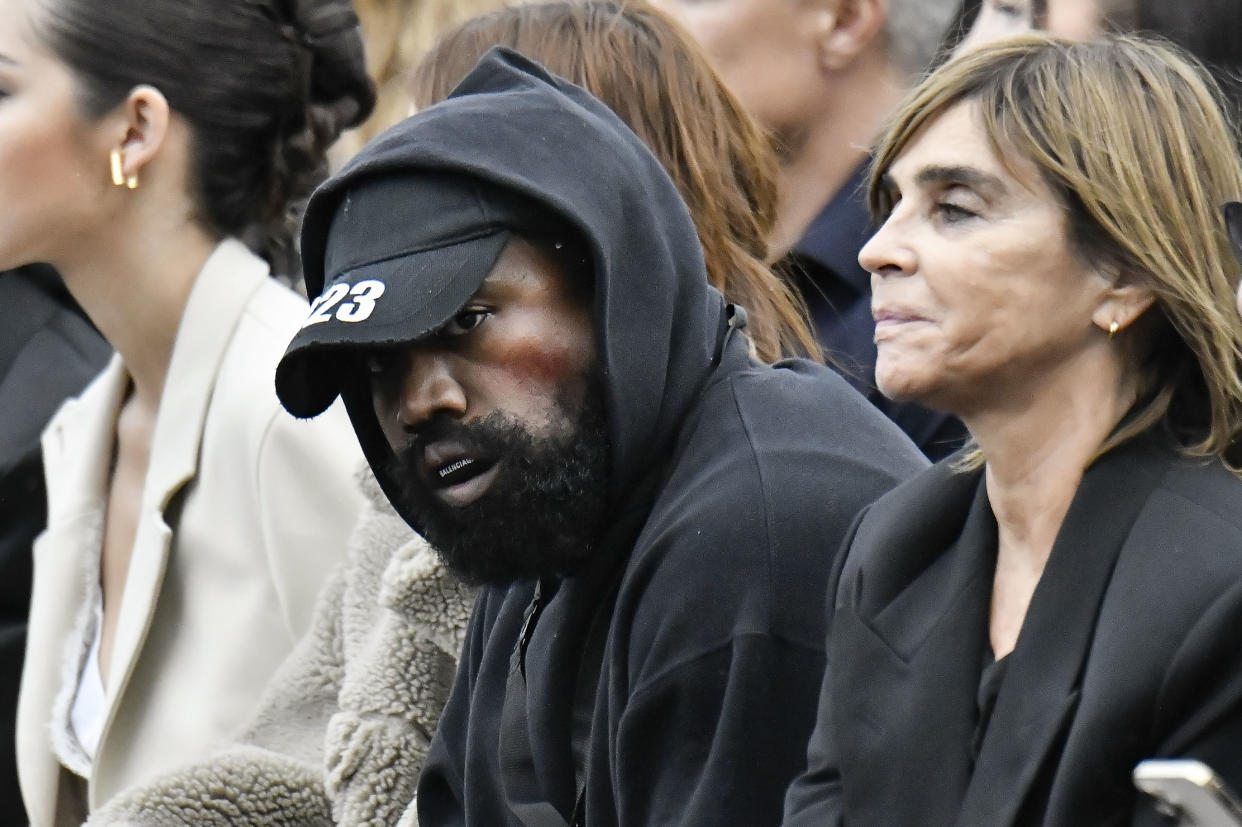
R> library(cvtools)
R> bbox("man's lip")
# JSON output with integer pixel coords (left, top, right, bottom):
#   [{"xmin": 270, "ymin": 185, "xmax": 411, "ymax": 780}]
[
  {"xmin": 418, "ymin": 440, "xmax": 499, "ymax": 492},
  {"xmin": 432, "ymin": 461, "xmax": 501, "ymax": 508},
  {"xmin": 422, "ymin": 440, "xmax": 471, "ymax": 471},
  {"xmin": 420, "ymin": 441, "xmax": 475, "ymax": 484}
]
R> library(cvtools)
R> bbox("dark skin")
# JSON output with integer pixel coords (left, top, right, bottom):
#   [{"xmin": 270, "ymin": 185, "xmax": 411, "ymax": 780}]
[{"xmin": 368, "ymin": 236, "xmax": 597, "ymax": 510}]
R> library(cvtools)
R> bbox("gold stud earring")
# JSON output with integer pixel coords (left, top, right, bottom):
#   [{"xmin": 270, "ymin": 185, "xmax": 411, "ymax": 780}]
[
  {"xmin": 1108, "ymin": 320, "xmax": 1120, "ymax": 340},
  {"xmin": 109, "ymin": 148, "xmax": 139, "ymax": 190}
]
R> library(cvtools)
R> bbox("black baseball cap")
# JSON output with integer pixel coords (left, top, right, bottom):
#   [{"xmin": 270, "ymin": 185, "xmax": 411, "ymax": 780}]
[{"xmin": 275, "ymin": 171, "xmax": 556, "ymax": 418}]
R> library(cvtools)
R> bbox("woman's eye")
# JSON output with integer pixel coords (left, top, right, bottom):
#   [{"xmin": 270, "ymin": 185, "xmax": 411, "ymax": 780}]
[
  {"xmin": 935, "ymin": 202, "xmax": 977, "ymax": 223},
  {"xmin": 442, "ymin": 309, "xmax": 489, "ymax": 336},
  {"xmin": 991, "ymin": 0, "xmax": 1029, "ymax": 18}
]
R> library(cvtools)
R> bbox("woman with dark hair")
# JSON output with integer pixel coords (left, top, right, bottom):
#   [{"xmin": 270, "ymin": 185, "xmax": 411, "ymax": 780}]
[
  {"xmin": 785, "ymin": 35, "xmax": 1242, "ymax": 825},
  {"xmin": 3, "ymin": 0, "xmax": 375, "ymax": 822}
]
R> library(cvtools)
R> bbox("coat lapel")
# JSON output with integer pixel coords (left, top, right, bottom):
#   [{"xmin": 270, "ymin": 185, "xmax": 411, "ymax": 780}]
[
  {"xmin": 40, "ymin": 356, "xmax": 127, "ymax": 523},
  {"xmin": 19, "ymin": 360, "xmax": 125, "ymax": 823},
  {"xmin": 103, "ymin": 240, "xmax": 269, "ymax": 696},
  {"xmin": 958, "ymin": 435, "xmax": 1170, "ymax": 826},
  {"xmin": 834, "ymin": 463, "xmax": 995, "ymax": 825}
]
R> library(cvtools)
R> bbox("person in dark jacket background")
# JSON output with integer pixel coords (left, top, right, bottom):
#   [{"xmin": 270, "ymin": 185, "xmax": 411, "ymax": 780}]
[
  {"xmin": 650, "ymin": 0, "xmax": 965, "ymax": 461},
  {"xmin": 274, "ymin": 48, "xmax": 926, "ymax": 825},
  {"xmin": 0, "ymin": 265, "xmax": 110, "ymax": 824},
  {"xmin": 948, "ymin": 0, "xmax": 1242, "ymax": 138}
]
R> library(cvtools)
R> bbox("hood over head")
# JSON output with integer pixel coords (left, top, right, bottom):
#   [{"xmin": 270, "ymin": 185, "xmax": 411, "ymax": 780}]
[{"xmin": 276, "ymin": 47, "xmax": 729, "ymax": 530}]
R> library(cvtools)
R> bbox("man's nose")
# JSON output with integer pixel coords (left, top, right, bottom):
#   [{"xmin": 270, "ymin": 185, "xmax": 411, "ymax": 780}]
[{"xmin": 394, "ymin": 348, "xmax": 468, "ymax": 429}]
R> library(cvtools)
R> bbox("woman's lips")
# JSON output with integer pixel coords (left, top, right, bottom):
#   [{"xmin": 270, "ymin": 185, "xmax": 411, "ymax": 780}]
[{"xmin": 872, "ymin": 308, "xmax": 929, "ymax": 340}]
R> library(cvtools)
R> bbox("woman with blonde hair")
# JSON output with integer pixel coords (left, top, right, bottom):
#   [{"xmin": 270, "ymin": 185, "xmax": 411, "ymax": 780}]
[
  {"xmin": 331, "ymin": 0, "xmax": 512, "ymax": 164},
  {"xmin": 785, "ymin": 34, "xmax": 1242, "ymax": 825}
]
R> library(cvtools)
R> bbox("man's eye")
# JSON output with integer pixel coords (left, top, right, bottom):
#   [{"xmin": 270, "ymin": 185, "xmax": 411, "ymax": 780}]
[
  {"xmin": 365, "ymin": 350, "xmax": 398, "ymax": 375},
  {"xmin": 442, "ymin": 309, "xmax": 489, "ymax": 336}
]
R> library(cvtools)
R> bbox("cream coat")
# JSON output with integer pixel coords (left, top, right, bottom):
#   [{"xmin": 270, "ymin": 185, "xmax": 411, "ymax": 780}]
[
  {"xmin": 16, "ymin": 240, "xmax": 365, "ymax": 825},
  {"xmin": 82, "ymin": 469, "xmax": 475, "ymax": 827}
]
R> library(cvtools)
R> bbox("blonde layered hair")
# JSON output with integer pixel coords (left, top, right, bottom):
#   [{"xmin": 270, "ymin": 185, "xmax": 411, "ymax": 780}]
[
  {"xmin": 871, "ymin": 34, "xmax": 1242, "ymax": 468},
  {"xmin": 330, "ymin": 0, "xmax": 514, "ymax": 165},
  {"xmin": 408, "ymin": 1, "xmax": 820, "ymax": 363}
]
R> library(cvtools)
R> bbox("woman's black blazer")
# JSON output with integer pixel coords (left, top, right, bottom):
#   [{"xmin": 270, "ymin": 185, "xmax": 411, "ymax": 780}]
[{"xmin": 785, "ymin": 432, "xmax": 1242, "ymax": 826}]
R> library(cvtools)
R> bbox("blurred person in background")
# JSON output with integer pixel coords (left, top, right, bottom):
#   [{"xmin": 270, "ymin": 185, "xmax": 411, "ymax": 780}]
[
  {"xmin": 785, "ymin": 35, "xmax": 1242, "ymax": 825},
  {"xmin": 958, "ymin": 0, "xmax": 1100, "ymax": 44},
  {"xmin": 84, "ymin": 3, "xmax": 863, "ymax": 825},
  {"xmin": 952, "ymin": 0, "xmax": 1242, "ymax": 128},
  {"xmin": 0, "ymin": 265, "xmax": 109, "ymax": 824},
  {"xmin": 2, "ymin": 0, "xmax": 375, "ymax": 822},
  {"xmin": 330, "ymin": 0, "xmax": 515, "ymax": 167},
  {"xmin": 651, "ymin": 0, "xmax": 965, "ymax": 459}
]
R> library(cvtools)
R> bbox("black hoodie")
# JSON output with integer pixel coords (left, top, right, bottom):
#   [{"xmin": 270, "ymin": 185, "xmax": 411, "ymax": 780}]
[{"xmin": 289, "ymin": 49, "xmax": 927, "ymax": 825}]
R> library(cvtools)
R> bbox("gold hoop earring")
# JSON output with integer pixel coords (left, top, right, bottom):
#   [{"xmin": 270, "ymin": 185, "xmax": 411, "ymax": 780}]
[
  {"xmin": 1108, "ymin": 320, "xmax": 1120, "ymax": 340},
  {"xmin": 109, "ymin": 148, "xmax": 139, "ymax": 190}
]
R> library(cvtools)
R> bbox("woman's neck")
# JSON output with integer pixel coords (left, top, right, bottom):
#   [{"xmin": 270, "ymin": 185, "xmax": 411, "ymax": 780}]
[
  {"xmin": 54, "ymin": 213, "xmax": 218, "ymax": 409},
  {"xmin": 968, "ymin": 352, "xmax": 1138, "ymax": 657},
  {"xmin": 969, "ymin": 352, "xmax": 1138, "ymax": 562}
]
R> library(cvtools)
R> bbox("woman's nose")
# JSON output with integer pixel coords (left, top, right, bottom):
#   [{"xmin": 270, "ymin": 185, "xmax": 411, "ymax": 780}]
[{"xmin": 858, "ymin": 216, "xmax": 918, "ymax": 280}]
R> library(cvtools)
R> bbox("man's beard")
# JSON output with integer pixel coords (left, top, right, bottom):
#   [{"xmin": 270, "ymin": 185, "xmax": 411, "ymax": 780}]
[{"xmin": 385, "ymin": 389, "xmax": 611, "ymax": 587}]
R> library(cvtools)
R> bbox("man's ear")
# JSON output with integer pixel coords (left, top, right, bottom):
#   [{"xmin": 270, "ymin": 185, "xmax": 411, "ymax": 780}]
[
  {"xmin": 1091, "ymin": 277, "xmax": 1156, "ymax": 338},
  {"xmin": 110, "ymin": 85, "xmax": 171, "ymax": 181},
  {"xmin": 803, "ymin": 0, "xmax": 886, "ymax": 73}
]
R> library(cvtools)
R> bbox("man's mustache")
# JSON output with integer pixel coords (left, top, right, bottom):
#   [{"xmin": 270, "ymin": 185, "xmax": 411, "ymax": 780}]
[{"xmin": 391, "ymin": 411, "xmax": 515, "ymax": 467}]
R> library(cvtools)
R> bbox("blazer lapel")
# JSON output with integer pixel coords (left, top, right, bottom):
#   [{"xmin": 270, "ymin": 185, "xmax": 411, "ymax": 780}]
[
  {"xmin": 834, "ymin": 464, "xmax": 995, "ymax": 825},
  {"xmin": 959, "ymin": 435, "xmax": 1170, "ymax": 826},
  {"xmin": 103, "ymin": 240, "xmax": 269, "ymax": 696},
  {"xmin": 41, "ymin": 356, "xmax": 127, "ymax": 523},
  {"xmin": 19, "ymin": 360, "xmax": 125, "ymax": 821}
]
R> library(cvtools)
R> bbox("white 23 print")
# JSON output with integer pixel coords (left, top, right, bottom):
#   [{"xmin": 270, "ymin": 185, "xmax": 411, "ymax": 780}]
[{"xmin": 302, "ymin": 279, "xmax": 386, "ymax": 327}]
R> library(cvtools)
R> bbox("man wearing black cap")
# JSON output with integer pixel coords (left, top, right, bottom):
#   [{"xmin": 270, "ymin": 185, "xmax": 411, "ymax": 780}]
[{"xmin": 276, "ymin": 48, "xmax": 925, "ymax": 826}]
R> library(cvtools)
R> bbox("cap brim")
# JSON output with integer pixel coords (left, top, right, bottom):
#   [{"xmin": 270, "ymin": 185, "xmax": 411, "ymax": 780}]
[{"xmin": 276, "ymin": 229, "xmax": 510, "ymax": 417}]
